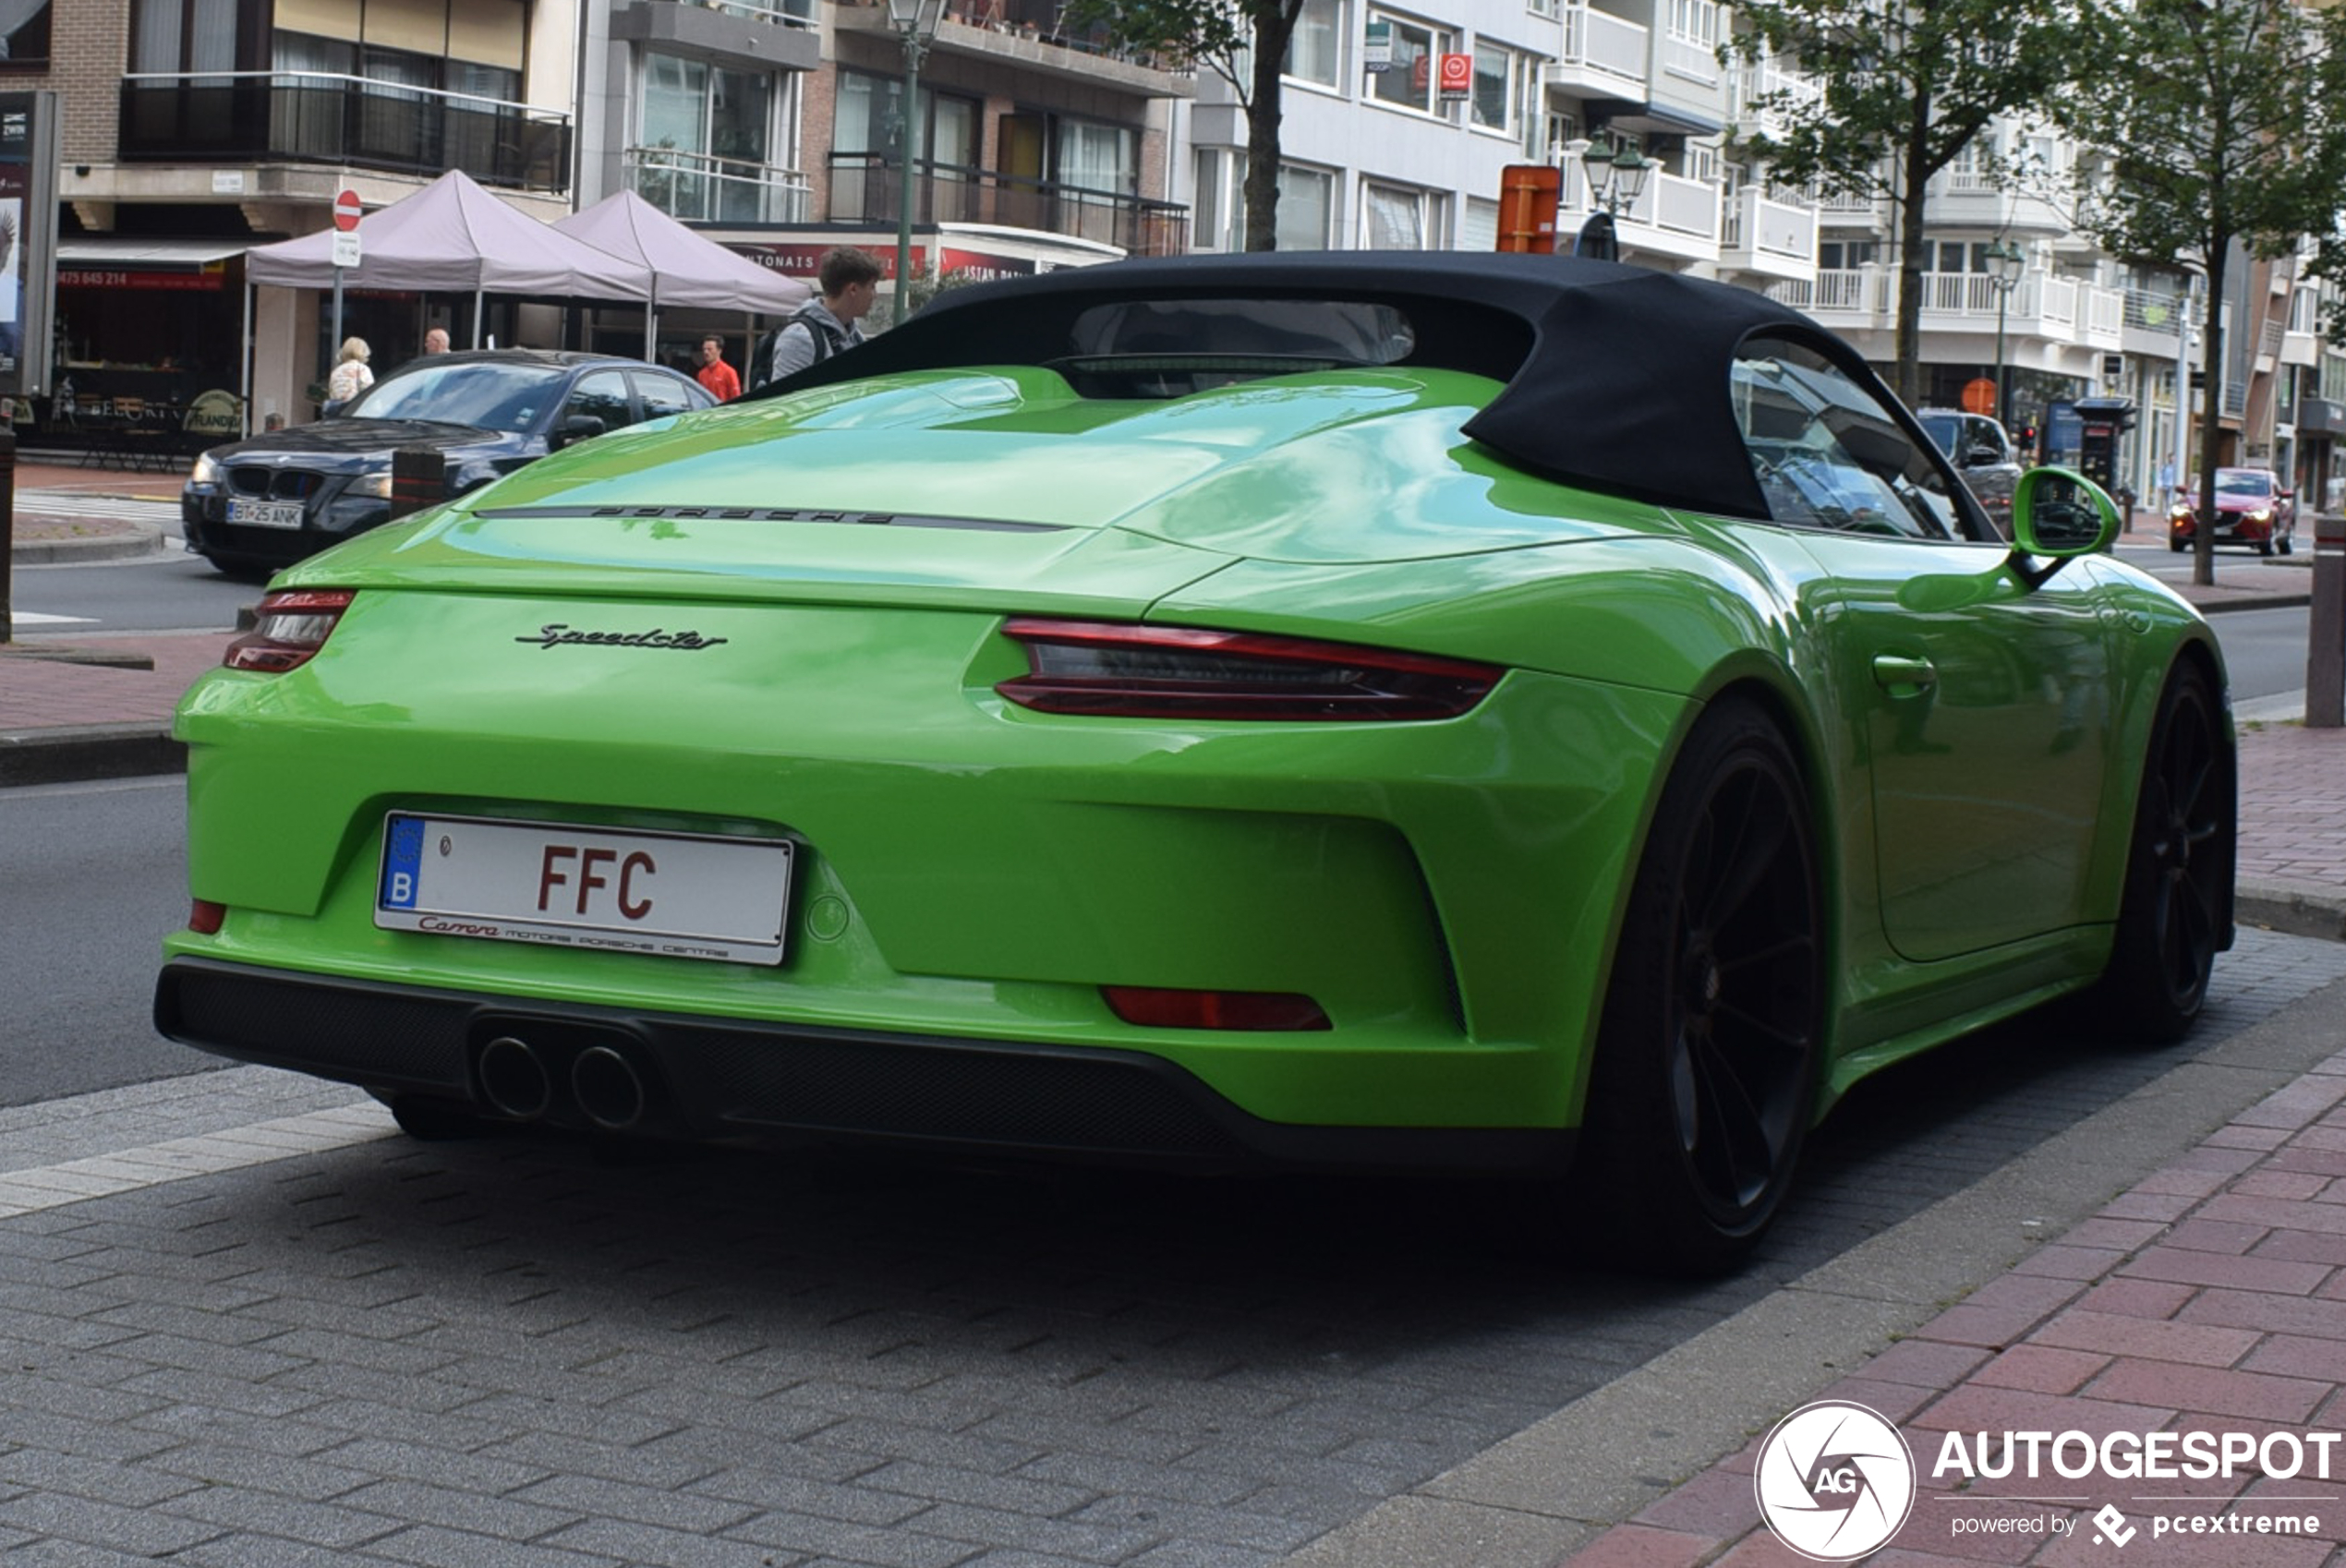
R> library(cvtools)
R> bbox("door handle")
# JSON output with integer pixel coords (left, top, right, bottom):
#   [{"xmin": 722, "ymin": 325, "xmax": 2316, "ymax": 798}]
[{"xmin": 1872, "ymin": 654, "xmax": 1938, "ymax": 696}]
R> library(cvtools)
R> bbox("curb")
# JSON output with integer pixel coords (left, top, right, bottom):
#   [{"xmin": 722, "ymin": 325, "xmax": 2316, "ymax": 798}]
[
  {"xmin": 8, "ymin": 524, "xmax": 168, "ymax": 566},
  {"xmin": 2237, "ymin": 879, "xmax": 2346, "ymax": 942},
  {"xmin": 0, "ymin": 723, "xmax": 185, "ymax": 788}
]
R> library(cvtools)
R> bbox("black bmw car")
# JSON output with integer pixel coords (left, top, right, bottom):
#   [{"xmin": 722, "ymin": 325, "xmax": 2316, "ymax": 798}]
[{"xmin": 182, "ymin": 349, "xmax": 716, "ymax": 575}]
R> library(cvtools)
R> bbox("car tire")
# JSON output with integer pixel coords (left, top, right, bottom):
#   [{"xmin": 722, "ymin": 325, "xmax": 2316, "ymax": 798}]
[
  {"xmin": 2278, "ymin": 530, "xmax": 2294, "ymax": 557},
  {"xmin": 2169, "ymin": 538, "xmax": 2187, "ymax": 553},
  {"xmin": 1576, "ymin": 696, "xmax": 1824, "ymax": 1274},
  {"xmin": 2255, "ymin": 536, "xmax": 2274, "ymax": 557},
  {"xmin": 2082, "ymin": 660, "xmax": 2232, "ymax": 1044}
]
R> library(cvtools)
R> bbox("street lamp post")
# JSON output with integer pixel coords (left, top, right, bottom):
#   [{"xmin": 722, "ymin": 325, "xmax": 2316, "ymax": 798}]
[
  {"xmin": 1567, "ymin": 135, "xmax": 1653, "ymax": 263},
  {"xmin": 886, "ymin": 0, "xmax": 946, "ymax": 327},
  {"xmin": 1985, "ymin": 238, "xmax": 2025, "ymax": 428}
]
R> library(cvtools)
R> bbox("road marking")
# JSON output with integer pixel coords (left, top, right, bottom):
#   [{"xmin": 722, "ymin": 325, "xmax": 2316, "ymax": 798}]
[
  {"xmin": 18, "ymin": 491, "xmax": 181, "ymax": 524},
  {"xmin": 0, "ymin": 1101, "xmax": 395, "ymax": 1216},
  {"xmin": 7, "ymin": 610, "xmax": 97, "ymax": 625}
]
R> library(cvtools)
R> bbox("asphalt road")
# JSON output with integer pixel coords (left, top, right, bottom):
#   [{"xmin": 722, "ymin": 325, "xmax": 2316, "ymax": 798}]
[
  {"xmin": 11, "ymin": 549, "xmax": 255, "ymax": 633},
  {"xmin": 0, "ymin": 774, "xmax": 224, "ymax": 1106}
]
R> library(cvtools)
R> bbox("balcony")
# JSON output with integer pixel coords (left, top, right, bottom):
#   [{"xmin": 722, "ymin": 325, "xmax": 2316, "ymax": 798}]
[
  {"xmin": 828, "ymin": 153, "xmax": 1188, "ymax": 256},
  {"xmin": 835, "ymin": 1, "xmax": 1190, "ymax": 94},
  {"xmin": 625, "ymin": 146, "xmax": 813, "ymax": 224},
  {"xmin": 1543, "ymin": 6, "xmax": 1650, "ymax": 98},
  {"xmin": 1719, "ymin": 186, "xmax": 1817, "ymax": 282},
  {"xmin": 120, "ymin": 72, "xmax": 570, "ymax": 193}
]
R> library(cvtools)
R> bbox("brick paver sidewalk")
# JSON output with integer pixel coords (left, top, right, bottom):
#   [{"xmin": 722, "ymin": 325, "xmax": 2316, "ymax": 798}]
[{"xmin": 1564, "ymin": 1055, "xmax": 2346, "ymax": 1568}]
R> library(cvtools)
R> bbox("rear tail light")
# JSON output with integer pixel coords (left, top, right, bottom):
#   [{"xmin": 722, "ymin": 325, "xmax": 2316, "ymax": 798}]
[
  {"xmin": 997, "ymin": 618, "xmax": 1500, "ymax": 721},
  {"xmin": 223, "ymin": 590, "xmax": 357, "ymax": 673},
  {"xmin": 1102, "ymin": 986, "xmax": 1332, "ymax": 1031},
  {"xmin": 187, "ymin": 900, "xmax": 227, "ymax": 935}
]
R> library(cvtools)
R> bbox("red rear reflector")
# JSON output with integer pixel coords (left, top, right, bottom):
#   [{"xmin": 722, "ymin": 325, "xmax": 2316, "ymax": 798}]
[
  {"xmin": 188, "ymin": 900, "xmax": 226, "ymax": 935},
  {"xmin": 1102, "ymin": 986, "xmax": 1332, "ymax": 1031},
  {"xmin": 998, "ymin": 618, "xmax": 1499, "ymax": 721},
  {"xmin": 224, "ymin": 589, "xmax": 357, "ymax": 673}
]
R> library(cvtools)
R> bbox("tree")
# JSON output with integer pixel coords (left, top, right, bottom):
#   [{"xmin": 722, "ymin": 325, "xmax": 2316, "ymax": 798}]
[
  {"xmin": 1059, "ymin": 0, "xmax": 1306, "ymax": 249},
  {"xmin": 2055, "ymin": 0, "xmax": 2346, "ymax": 586},
  {"xmin": 1723, "ymin": 0, "xmax": 2076, "ymax": 407}
]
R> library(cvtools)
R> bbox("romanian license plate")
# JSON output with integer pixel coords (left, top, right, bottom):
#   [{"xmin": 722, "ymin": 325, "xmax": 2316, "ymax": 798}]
[
  {"xmin": 376, "ymin": 814, "xmax": 794, "ymax": 965},
  {"xmin": 227, "ymin": 499, "xmax": 306, "ymax": 529}
]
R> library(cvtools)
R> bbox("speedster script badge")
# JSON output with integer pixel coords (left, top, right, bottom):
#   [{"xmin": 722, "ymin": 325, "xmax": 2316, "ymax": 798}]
[{"xmin": 517, "ymin": 625, "xmax": 730, "ymax": 651}]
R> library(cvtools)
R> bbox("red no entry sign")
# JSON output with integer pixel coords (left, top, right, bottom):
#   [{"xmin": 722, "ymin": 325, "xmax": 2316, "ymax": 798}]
[{"xmin": 333, "ymin": 189, "xmax": 363, "ymax": 233}]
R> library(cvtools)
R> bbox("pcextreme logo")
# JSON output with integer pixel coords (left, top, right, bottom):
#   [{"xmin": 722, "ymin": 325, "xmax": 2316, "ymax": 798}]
[
  {"xmin": 1751, "ymin": 1403, "xmax": 2340, "ymax": 1556},
  {"xmin": 1753, "ymin": 1401, "xmax": 1917, "ymax": 1562}
]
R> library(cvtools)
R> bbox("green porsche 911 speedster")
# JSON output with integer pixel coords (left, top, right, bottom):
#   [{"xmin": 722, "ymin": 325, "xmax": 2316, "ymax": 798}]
[{"xmin": 156, "ymin": 252, "xmax": 2234, "ymax": 1272}]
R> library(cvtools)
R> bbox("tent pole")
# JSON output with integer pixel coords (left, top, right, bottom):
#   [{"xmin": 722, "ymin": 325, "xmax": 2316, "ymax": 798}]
[{"xmin": 472, "ymin": 288, "xmax": 484, "ymax": 349}]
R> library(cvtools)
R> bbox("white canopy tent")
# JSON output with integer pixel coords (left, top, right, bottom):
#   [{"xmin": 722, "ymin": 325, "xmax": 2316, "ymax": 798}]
[
  {"xmin": 245, "ymin": 170, "xmax": 655, "ymax": 320},
  {"xmin": 554, "ymin": 190, "xmax": 810, "ymax": 354}
]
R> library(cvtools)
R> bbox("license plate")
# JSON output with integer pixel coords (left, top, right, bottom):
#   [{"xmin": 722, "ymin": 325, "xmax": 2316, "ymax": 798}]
[
  {"xmin": 376, "ymin": 814, "xmax": 794, "ymax": 965},
  {"xmin": 228, "ymin": 499, "xmax": 306, "ymax": 529}
]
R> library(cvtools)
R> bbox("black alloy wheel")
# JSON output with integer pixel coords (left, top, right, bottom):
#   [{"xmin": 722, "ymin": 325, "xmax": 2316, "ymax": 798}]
[
  {"xmin": 1578, "ymin": 698, "xmax": 1824, "ymax": 1274},
  {"xmin": 2088, "ymin": 661, "xmax": 2232, "ymax": 1043}
]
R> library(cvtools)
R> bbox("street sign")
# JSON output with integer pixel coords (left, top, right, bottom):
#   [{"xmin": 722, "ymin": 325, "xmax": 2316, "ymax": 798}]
[
  {"xmin": 333, "ymin": 188, "xmax": 362, "ymax": 233},
  {"xmin": 1437, "ymin": 53, "xmax": 1472, "ymax": 102},
  {"xmin": 1961, "ymin": 377, "xmax": 1997, "ymax": 416},
  {"xmin": 332, "ymin": 230, "xmax": 361, "ymax": 270}
]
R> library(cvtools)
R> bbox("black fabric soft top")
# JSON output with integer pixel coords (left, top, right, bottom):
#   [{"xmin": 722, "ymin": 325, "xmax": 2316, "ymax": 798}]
[{"xmin": 752, "ymin": 250, "xmax": 1886, "ymax": 521}]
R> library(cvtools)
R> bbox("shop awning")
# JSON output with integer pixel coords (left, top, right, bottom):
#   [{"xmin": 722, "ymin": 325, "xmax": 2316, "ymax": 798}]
[{"xmin": 58, "ymin": 238, "xmax": 245, "ymax": 291}]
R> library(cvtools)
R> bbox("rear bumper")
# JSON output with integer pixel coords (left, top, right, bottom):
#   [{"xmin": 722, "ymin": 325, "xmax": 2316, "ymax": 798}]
[{"xmin": 154, "ymin": 957, "xmax": 1575, "ymax": 1174}]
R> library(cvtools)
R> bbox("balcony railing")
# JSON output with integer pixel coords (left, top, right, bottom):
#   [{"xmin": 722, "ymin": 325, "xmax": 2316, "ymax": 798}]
[
  {"xmin": 828, "ymin": 153, "xmax": 1188, "ymax": 256},
  {"xmin": 625, "ymin": 146, "xmax": 813, "ymax": 225},
  {"xmin": 1549, "ymin": 6, "xmax": 1649, "ymax": 90},
  {"xmin": 120, "ymin": 71, "xmax": 570, "ymax": 193}
]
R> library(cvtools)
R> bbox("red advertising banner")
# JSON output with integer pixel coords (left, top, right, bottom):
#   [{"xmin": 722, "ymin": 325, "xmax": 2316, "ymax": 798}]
[
  {"xmin": 728, "ymin": 241, "xmax": 916, "ymax": 280},
  {"xmin": 1437, "ymin": 53, "xmax": 1473, "ymax": 101}
]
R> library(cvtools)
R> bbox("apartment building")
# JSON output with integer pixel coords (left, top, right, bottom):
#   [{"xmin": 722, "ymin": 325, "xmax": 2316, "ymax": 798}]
[{"xmin": 576, "ymin": 0, "xmax": 1191, "ymax": 360}]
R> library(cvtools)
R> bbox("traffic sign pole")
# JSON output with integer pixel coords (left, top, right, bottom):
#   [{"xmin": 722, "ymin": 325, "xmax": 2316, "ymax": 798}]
[{"xmin": 329, "ymin": 190, "xmax": 361, "ymax": 390}]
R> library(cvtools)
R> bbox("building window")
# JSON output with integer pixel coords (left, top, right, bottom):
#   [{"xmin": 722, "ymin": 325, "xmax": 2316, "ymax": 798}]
[
  {"xmin": 1366, "ymin": 12, "xmax": 1452, "ymax": 115},
  {"xmin": 1470, "ymin": 46, "xmax": 1516, "ymax": 134},
  {"xmin": 1286, "ymin": 0, "xmax": 1342, "ymax": 88},
  {"xmin": 639, "ymin": 52, "xmax": 776, "ymax": 222},
  {"xmin": 1361, "ymin": 180, "xmax": 1438, "ymax": 248},
  {"xmin": 1463, "ymin": 195, "xmax": 1499, "ymax": 250},
  {"xmin": 1058, "ymin": 118, "xmax": 1138, "ymax": 195}
]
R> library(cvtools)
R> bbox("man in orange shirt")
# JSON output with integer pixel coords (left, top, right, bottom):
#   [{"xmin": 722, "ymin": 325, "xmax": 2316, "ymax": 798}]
[{"xmin": 695, "ymin": 336, "xmax": 742, "ymax": 402}]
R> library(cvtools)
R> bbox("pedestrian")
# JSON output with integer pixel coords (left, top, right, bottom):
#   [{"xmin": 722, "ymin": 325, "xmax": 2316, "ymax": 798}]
[
  {"xmin": 695, "ymin": 335, "xmax": 742, "ymax": 402},
  {"xmin": 324, "ymin": 337, "xmax": 372, "ymax": 414},
  {"xmin": 753, "ymin": 247, "xmax": 882, "ymax": 390},
  {"xmin": 422, "ymin": 326, "xmax": 450, "ymax": 355}
]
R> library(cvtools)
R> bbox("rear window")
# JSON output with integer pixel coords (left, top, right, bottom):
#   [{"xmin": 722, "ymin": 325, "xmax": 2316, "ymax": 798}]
[{"xmin": 1052, "ymin": 298, "xmax": 1419, "ymax": 396}]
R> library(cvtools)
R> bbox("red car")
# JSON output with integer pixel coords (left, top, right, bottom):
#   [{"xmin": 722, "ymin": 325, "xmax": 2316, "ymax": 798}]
[{"xmin": 2170, "ymin": 466, "xmax": 2296, "ymax": 555}]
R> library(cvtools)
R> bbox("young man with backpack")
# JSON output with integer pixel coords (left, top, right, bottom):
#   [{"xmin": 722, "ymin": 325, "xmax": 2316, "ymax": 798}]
[{"xmin": 753, "ymin": 247, "xmax": 884, "ymax": 391}]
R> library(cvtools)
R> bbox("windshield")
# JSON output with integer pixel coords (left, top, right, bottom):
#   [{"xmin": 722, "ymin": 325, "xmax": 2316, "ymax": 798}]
[
  {"xmin": 345, "ymin": 362, "xmax": 569, "ymax": 433},
  {"xmin": 2214, "ymin": 469, "xmax": 2276, "ymax": 498}
]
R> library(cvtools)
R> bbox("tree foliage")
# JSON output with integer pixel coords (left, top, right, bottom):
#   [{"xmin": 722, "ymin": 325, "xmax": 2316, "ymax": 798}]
[
  {"xmin": 2053, "ymin": 0, "xmax": 2346, "ymax": 585},
  {"xmin": 1724, "ymin": 0, "xmax": 2076, "ymax": 405},
  {"xmin": 1059, "ymin": 0, "xmax": 1306, "ymax": 249}
]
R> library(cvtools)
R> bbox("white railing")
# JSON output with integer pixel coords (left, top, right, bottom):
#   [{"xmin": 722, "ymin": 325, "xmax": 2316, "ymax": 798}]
[
  {"xmin": 1721, "ymin": 187, "xmax": 1816, "ymax": 261},
  {"xmin": 624, "ymin": 146, "xmax": 813, "ymax": 224},
  {"xmin": 1651, "ymin": 168, "xmax": 1720, "ymax": 240},
  {"xmin": 1554, "ymin": 6, "xmax": 1650, "ymax": 87},
  {"xmin": 1663, "ymin": 32, "xmax": 1719, "ymax": 85},
  {"xmin": 683, "ymin": 0, "xmax": 816, "ymax": 24}
]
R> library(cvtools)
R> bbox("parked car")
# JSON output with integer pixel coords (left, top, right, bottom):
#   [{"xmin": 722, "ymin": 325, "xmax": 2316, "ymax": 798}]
[
  {"xmin": 1915, "ymin": 408, "xmax": 2024, "ymax": 535},
  {"xmin": 155, "ymin": 253, "xmax": 2235, "ymax": 1273},
  {"xmin": 180, "ymin": 349, "xmax": 716, "ymax": 575},
  {"xmin": 2169, "ymin": 466, "xmax": 2296, "ymax": 555}
]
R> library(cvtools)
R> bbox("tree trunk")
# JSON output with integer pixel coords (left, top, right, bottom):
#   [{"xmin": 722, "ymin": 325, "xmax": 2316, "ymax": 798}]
[
  {"xmin": 1892, "ymin": 88, "xmax": 1934, "ymax": 409},
  {"xmin": 1241, "ymin": 22, "xmax": 1288, "ymax": 250},
  {"xmin": 2194, "ymin": 245, "xmax": 2229, "ymax": 589}
]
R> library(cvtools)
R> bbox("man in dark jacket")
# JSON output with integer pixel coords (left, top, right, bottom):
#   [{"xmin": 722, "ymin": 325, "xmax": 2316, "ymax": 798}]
[{"xmin": 755, "ymin": 247, "xmax": 883, "ymax": 390}]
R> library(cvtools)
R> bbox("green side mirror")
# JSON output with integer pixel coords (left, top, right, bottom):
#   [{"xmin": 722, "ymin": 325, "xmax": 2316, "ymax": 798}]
[{"xmin": 2011, "ymin": 466, "xmax": 2119, "ymax": 556}]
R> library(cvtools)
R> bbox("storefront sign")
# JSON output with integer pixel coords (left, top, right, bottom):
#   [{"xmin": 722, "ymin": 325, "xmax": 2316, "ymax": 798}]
[
  {"xmin": 1364, "ymin": 19, "xmax": 1392, "ymax": 72},
  {"xmin": 183, "ymin": 388, "xmax": 243, "ymax": 439},
  {"xmin": 0, "ymin": 90, "xmax": 58, "ymax": 395},
  {"xmin": 936, "ymin": 248, "xmax": 1039, "ymax": 282},
  {"xmin": 58, "ymin": 268, "xmax": 224, "ymax": 292},
  {"xmin": 729, "ymin": 241, "xmax": 917, "ymax": 280}
]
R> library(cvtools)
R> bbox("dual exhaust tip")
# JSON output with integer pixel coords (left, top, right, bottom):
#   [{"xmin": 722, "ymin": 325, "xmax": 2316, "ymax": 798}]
[{"xmin": 478, "ymin": 1034, "xmax": 651, "ymax": 1130}]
